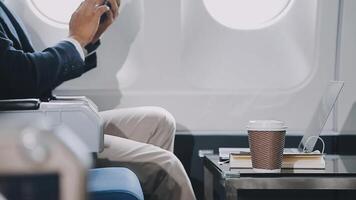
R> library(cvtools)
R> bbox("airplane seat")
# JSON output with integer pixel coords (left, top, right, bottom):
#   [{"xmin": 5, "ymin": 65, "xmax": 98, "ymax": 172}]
[
  {"xmin": 89, "ymin": 168, "xmax": 144, "ymax": 200},
  {"xmin": 0, "ymin": 97, "xmax": 144, "ymax": 200},
  {"xmin": 0, "ymin": 125, "xmax": 90, "ymax": 200}
]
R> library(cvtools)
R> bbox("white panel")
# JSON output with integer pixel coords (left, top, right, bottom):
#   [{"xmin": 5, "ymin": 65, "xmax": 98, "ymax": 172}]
[
  {"xmin": 6, "ymin": 0, "xmax": 340, "ymax": 132},
  {"xmin": 337, "ymin": 0, "xmax": 356, "ymax": 135},
  {"xmin": 182, "ymin": 0, "xmax": 316, "ymax": 91}
]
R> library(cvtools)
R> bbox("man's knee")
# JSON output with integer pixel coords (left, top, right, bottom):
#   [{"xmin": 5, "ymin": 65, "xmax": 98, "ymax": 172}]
[{"xmin": 145, "ymin": 107, "xmax": 176, "ymax": 134}]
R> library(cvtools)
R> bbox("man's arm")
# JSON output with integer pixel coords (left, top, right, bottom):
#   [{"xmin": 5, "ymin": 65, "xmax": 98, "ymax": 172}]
[
  {"xmin": 0, "ymin": 28, "xmax": 89, "ymax": 99},
  {"xmin": 64, "ymin": 37, "xmax": 101, "ymax": 71},
  {"xmin": 0, "ymin": 0, "xmax": 117, "ymax": 100},
  {"xmin": 84, "ymin": 40, "xmax": 101, "ymax": 70},
  {"xmin": 0, "ymin": 0, "xmax": 112, "ymax": 99}
]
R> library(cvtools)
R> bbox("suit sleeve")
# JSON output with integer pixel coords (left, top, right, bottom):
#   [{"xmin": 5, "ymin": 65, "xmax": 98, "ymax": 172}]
[
  {"xmin": 0, "ymin": 27, "xmax": 97, "ymax": 99},
  {"xmin": 84, "ymin": 40, "xmax": 101, "ymax": 70}
]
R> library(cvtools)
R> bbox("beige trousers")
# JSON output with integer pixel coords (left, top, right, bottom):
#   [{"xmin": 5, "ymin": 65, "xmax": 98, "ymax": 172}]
[{"xmin": 97, "ymin": 107, "xmax": 196, "ymax": 200}]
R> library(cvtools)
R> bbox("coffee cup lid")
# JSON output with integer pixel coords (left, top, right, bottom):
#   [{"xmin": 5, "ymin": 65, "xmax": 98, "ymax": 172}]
[{"xmin": 247, "ymin": 120, "xmax": 287, "ymax": 131}]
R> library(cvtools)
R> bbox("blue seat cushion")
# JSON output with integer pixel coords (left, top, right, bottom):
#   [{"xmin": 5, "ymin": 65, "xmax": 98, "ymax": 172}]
[{"xmin": 88, "ymin": 168, "xmax": 144, "ymax": 200}]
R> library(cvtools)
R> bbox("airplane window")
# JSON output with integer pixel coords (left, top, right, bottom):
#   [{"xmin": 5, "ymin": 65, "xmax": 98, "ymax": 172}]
[
  {"xmin": 203, "ymin": 0, "xmax": 293, "ymax": 30},
  {"xmin": 28, "ymin": 0, "xmax": 83, "ymax": 27}
]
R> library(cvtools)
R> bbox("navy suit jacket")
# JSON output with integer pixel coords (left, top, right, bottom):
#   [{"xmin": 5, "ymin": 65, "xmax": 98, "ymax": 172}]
[{"xmin": 0, "ymin": 2, "xmax": 99, "ymax": 100}]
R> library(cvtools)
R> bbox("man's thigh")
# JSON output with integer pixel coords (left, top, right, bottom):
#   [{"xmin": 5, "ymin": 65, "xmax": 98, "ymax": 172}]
[
  {"xmin": 97, "ymin": 135, "xmax": 173, "ymax": 163},
  {"xmin": 99, "ymin": 107, "xmax": 176, "ymax": 150}
]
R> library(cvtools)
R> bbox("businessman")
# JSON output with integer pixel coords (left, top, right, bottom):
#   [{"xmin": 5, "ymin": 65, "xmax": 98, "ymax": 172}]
[{"xmin": 0, "ymin": 0, "xmax": 196, "ymax": 199}]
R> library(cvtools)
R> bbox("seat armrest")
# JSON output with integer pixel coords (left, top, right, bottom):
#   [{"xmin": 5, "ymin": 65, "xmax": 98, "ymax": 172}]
[
  {"xmin": 52, "ymin": 96, "xmax": 99, "ymax": 111},
  {"xmin": 0, "ymin": 99, "xmax": 41, "ymax": 111},
  {"xmin": 0, "ymin": 97, "xmax": 103, "ymax": 152}
]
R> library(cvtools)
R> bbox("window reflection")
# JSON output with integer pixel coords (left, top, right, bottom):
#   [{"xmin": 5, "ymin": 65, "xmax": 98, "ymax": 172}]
[
  {"xmin": 29, "ymin": 0, "xmax": 82, "ymax": 26},
  {"xmin": 203, "ymin": 0, "xmax": 293, "ymax": 30}
]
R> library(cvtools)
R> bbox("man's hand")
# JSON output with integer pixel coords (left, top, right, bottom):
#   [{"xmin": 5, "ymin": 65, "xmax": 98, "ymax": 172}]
[
  {"xmin": 69, "ymin": 0, "xmax": 111, "ymax": 47},
  {"xmin": 91, "ymin": 0, "xmax": 120, "ymax": 44}
]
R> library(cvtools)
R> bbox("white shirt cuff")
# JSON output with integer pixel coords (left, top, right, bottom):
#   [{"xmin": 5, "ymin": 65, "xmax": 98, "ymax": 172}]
[{"xmin": 63, "ymin": 38, "xmax": 85, "ymax": 61}]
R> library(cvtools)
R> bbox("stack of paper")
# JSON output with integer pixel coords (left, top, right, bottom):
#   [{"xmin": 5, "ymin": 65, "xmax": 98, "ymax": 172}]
[{"xmin": 230, "ymin": 153, "xmax": 325, "ymax": 169}]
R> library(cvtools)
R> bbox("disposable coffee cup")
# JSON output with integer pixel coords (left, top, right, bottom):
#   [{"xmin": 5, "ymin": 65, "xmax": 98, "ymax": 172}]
[{"xmin": 247, "ymin": 120, "xmax": 287, "ymax": 173}]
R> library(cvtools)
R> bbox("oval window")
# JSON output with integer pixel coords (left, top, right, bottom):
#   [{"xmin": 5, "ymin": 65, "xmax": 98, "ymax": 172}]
[
  {"xmin": 28, "ymin": 0, "xmax": 82, "ymax": 27},
  {"xmin": 203, "ymin": 0, "xmax": 293, "ymax": 30}
]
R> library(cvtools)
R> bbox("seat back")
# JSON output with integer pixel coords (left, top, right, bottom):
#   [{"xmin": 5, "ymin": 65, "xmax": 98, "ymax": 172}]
[{"xmin": 0, "ymin": 123, "xmax": 92, "ymax": 200}]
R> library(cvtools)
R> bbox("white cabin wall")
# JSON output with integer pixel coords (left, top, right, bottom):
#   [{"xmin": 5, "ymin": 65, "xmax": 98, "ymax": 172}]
[{"xmin": 104, "ymin": 0, "xmax": 338, "ymax": 132}]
